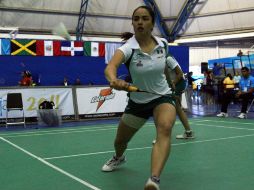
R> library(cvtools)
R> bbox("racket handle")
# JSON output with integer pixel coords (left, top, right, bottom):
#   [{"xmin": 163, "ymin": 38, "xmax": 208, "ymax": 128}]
[{"xmin": 127, "ymin": 85, "xmax": 139, "ymax": 92}]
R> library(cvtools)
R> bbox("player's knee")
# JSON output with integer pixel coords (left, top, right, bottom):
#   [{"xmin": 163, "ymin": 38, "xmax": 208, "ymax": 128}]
[{"xmin": 157, "ymin": 122, "xmax": 173, "ymax": 136}]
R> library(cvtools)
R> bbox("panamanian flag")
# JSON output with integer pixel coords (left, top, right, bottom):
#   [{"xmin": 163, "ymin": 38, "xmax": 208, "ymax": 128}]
[{"xmin": 61, "ymin": 41, "xmax": 84, "ymax": 56}]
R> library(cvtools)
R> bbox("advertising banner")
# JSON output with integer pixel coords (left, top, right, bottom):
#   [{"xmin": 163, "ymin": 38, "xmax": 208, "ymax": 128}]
[
  {"xmin": 76, "ymin": 87, "xmax": 128, "ymax": 118},
  {"xmin": 0, "ymin": 88, "xmax": 74, "ymax": 118}
]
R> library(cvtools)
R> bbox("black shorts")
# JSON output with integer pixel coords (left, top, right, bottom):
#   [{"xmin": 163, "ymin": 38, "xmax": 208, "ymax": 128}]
[{"xmin": 124, "ymin": 96, "xmax": 175, "ymax": 119}]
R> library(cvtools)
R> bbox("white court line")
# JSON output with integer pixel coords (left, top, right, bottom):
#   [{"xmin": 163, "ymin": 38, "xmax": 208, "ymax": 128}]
[
  {"xmin": 2, "ymin": 119, "xmax": 253, "ymax": 139},
  {"xmin": 0, "ymin": 137, "xmax": 101, "ymax": 190},
  {"xmin": 191, "ymin": 119, "xmax": 254, "ymax": 125},
  {"xmin": 0, "ymin": 119, "xmax": 252, "ymax": 138},
  {"xmin": 2, "ymin": 127, "xmax": 117, "ymax": 138},
  {"xmin": 195, "ymin": 123, "xmax": 254, "ymax": 131},
  {"xmin": 0, "ymin": 122, "xmax": 156, "ymax": 138},
  {"xmin": 0, "ymin": 123, "xmax": 158, "ymax": 138},
  {"xmin": 44, "ymin": 147, "xmax": 152, "ymax": 160},
  {"xmin": 43, "ymin": 133, "xmax": 254, "ymax": 160},
  {"xmin": 0, "ymin": 121, "xmax": 184, "ymax": 138},
  {"xmin": 0, "ymin": 124, "xmax": 118, "ymax": 136}
]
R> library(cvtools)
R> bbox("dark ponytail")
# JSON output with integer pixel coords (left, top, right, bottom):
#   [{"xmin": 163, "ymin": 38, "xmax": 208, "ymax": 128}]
[{"xmin": 121, "ymin": 32, "xmax": 134, "ymax": 41}]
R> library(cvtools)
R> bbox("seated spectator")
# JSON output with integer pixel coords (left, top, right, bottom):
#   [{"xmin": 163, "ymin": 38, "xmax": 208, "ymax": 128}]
[
  {"xmin": 223, "ymin": 73, "xmax": 235, "ymax": 93},
  {"xmin": 217, "ymin": 67, "xmax": 254, "ymax": 119},
  {"xmin": 74, "ymin": 78, "xmax": 82, "ymax": 85},
  {"xmin": 63, "ymin": 77, "xmax": 68, "ymax": 86},
  {"xmin": 233, "ymin": 71, "xmax": 241, "ymax": 88},
  {"xmin": 19, "ymin": 70, "xmax": 33, "ymax": 86},
  {"xmin": 220, "ymin": 73, "xmax": 235, "ymax": 103}
]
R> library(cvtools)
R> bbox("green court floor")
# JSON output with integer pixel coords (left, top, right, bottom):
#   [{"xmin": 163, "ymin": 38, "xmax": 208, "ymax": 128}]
[{"xmin": 1, "ymin": 117, "xmax": 254, "ymax": 190}]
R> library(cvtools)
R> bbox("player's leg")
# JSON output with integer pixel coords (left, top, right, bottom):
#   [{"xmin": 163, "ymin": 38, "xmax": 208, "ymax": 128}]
[
  {"xmin": 145, "ymin": 103, "xmax": 176, "ymax": 189},
  {"xmin": 175, "ymin": 95, "xmax": 194, "ymax": 139},
  {"xmin": 152, "ymin": 103, "xmax": 176, "ymax": 176},
  {"xmin": 102, "ymin": 114, "xmax": 146, "ymax": 172}
]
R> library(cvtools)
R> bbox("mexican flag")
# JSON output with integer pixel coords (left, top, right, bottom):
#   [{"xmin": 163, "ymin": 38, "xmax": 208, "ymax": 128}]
[
  {"xmin": 36, "ymin": 40, "xmax": 61, "ymax": 56},
  {"xmin": 84, "ymin": 42, "xmax": 105, "ymax": 57}
]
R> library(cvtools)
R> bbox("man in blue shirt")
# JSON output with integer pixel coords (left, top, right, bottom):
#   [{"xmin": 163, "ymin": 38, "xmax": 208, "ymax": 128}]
[{"xmin": 217, "ymin": 67, "xmax": 254, "ymax": 119}]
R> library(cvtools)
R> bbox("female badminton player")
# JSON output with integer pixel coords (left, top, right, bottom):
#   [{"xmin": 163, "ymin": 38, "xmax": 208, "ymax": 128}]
[{"xmin": 101, "ymin": 5, "xmax": 176, "ymax": 190}]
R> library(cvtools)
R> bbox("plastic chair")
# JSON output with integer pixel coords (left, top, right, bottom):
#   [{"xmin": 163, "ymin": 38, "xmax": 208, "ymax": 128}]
[{"xmin": 6, "ymin": 93, "xmax": 26, "ymax": 128}]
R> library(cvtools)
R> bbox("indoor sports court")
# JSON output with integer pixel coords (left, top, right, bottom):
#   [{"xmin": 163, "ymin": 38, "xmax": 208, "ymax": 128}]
[
  {"xmin": 1, "ymin": 117, "xmax": 254, "ymax": 190},
  {"xmin": 1, "ymin": 1, "xmax": 254, "ymax": 190}
]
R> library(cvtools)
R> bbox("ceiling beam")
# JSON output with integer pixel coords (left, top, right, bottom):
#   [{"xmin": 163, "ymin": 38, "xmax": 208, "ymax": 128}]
[
  {"xmin": 76, "ymin": 0, "xmax": 89, "ymax": 41},
  {"xmin": 0, "ymin": 6, "xmax": 131, "ymax": 19},
  {"xmin": 143, "ymin": 0, "xmax": 170, "ymax": 41},
  {"xmin": 169, "ymin": 0, "xmax": 200, "ymax": 42},
  {"xmin": 1, "ymin": 5, "xmax": 254, "ymax": 22},
  {"xmin": 179, "ymin": 0, "xmax": 208, "ymax": 37}
]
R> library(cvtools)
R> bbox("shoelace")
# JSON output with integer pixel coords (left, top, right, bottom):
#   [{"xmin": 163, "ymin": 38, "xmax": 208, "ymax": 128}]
[
  {"xmin": 151, "ymin": 176, "xmax": 160, "ymax": 184},
  {"xmin": 185, "ymin": 131, "xmax": 192, "ymax": 137},
  {"xmin": 106, "ymin": 157, "xmax": 118, "ymax": 165}
]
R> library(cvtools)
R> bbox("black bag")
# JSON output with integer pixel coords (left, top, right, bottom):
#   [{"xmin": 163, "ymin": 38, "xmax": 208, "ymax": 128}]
[{"xmin": 39, "ymin": 101, "xmax": 55, "ymax": 109}]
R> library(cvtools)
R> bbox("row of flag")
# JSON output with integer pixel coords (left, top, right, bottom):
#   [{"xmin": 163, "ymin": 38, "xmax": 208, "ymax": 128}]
[{"xmin": 0, "ymin": 39, "xmax": 106, "ymax": 57}]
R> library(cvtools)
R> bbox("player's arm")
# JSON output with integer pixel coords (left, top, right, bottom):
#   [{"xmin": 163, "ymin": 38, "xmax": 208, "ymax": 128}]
[
  {"xmin": 173, "ymin": 65, "xmax": 184, "ymax": 85},
  {"xmin": 104, "ymin": 49, "xmax": 129, "ymax": 90},
  {"xmin": 164, "ymin": 66, "xmax": 174, "ymax": 89}
]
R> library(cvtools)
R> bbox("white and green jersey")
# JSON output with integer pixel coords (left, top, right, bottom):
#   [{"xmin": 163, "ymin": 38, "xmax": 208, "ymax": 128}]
[{"xmin": 118, "ymin": 35, "xmax": 172, "ymax": 103}]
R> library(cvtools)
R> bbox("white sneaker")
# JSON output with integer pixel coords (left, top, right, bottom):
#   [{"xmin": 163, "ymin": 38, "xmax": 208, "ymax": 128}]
[
  {"xmin": 237, "ymin": 113, "xmax": 247, "ymax": 119},
  {"xmin": 176, "ymin": 131, "xmax": 195, "ymax": 139},
  {"xmin": 144, "ymin": 177, "xmax": 160, "ymax": 190},
  {"xmin": 101, "ymin": 155, "xmax": 126, "ymax": 172},
  {"xmin": 216, "ymin": 112, "xmax": 228, "ymax": 117}
]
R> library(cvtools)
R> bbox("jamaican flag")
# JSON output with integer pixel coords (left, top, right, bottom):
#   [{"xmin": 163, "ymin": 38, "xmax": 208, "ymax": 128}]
[{"xmin": 11, "ymin": 39, "xmax": 36, "ymax": 55}]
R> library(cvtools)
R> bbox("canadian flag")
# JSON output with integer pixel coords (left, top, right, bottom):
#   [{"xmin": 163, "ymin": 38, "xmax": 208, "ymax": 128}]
[{"xmin": 36, "ymin": 40, "xmax": 61, "ymax": 56}]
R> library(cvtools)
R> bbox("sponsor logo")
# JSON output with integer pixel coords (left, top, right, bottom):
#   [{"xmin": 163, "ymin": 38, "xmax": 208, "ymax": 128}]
[
  {"xmin": 90, "ymin": 88, "xmax": 115, "ymax": 111},
  {"xmin": 156, "ymin": 49, "xmax": 163, "ymax": 54},
  {"xmin": 136, "ymin": 60, "xmax": 143, "ymax": 67}
]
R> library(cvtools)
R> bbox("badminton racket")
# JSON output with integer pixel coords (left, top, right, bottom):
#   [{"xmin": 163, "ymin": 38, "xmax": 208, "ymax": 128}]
[
  {"xmin": 52, "ymin": 22, "xmax": 71, "ymax": 41},
  {"xmin": 110, "ymin": 76, "xmax": 174, "ymax": 97},
  {"xmin": 126, "ymin": 85, "xmax": 175, "ymax": 98}
]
